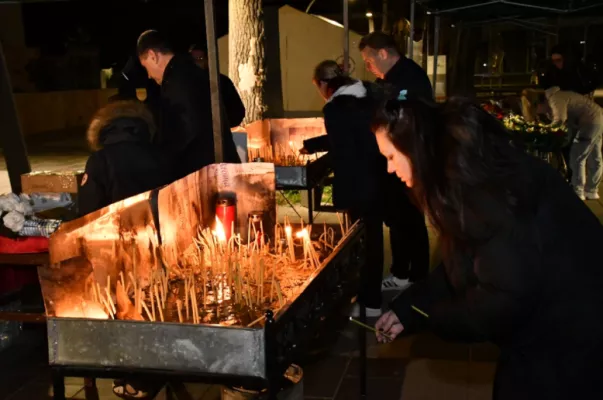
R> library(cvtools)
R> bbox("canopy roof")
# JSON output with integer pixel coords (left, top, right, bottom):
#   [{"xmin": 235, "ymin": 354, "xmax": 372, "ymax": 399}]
[{"xmin": 420, "ymin": 0, "xmax": 603, "ymax": 21}]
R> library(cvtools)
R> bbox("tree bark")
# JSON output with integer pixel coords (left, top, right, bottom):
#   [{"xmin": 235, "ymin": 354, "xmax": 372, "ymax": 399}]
[{"xmin": 228, "ymin": 0, "xmax": 266, "ymax": 125}]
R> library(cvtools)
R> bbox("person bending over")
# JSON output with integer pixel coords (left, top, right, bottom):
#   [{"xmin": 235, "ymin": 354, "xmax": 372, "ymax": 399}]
[
  {"xmin": 302, "ymin": 60, "xmax": 390, "ymax": 317},
  {"xmin": 372, "ymin": 96, "xmax": 603, "ymax": 400}
]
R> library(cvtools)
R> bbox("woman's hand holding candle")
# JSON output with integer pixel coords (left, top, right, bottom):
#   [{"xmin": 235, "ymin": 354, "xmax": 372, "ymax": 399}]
[{"xmin": 375, "ymin": 310, "xmax": 404, "ymax": 343}]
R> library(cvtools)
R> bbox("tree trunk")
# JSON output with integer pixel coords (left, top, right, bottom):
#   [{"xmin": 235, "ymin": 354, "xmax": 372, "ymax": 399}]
[{"xmin": 228, "ymin": 0, "xmax": 266, "ymax": 125}]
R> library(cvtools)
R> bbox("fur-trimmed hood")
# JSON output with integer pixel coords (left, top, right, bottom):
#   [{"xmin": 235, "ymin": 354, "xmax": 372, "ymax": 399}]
[{"xmin": 87, "ymin": 101, "xmax": 156, "ymax": 151}]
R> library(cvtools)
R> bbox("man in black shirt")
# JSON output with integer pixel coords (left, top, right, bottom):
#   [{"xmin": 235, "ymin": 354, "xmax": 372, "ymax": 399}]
[
  {"xmin": 137, "ymin": 30, "xmax": 241, "ymax": 181},
  {"xmin": 359, "ymin": 32, "xmax": 431, "ymax": 293},
  {"xmin": 360, "ymin": 32, "xmax": 434, "ymax": 101}
]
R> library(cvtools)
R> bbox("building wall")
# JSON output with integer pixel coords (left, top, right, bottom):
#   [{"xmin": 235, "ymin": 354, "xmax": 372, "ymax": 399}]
[
  {"xmin": 14, "ymin": 89, "xmax": 119, "ymax": 136},
  {"xmin": 218, "ymin": 5, "xmax": 373, "ymax": 116}
]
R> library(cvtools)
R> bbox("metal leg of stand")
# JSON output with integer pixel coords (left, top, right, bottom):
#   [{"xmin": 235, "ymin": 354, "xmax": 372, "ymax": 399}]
[
  {"xmin": 52, "ymin": 369, "xmax": 66, "ymax": 400},
  {"xmin": 307, "ymin": 188, "xmax": 314, "ymax": 225},
  {"xmin": 359, "ymin": 304, "xmax": 367, "ymax": 398},
  {"xmin": 267, "ymin": 378, "xmax": 279, "ymax": 400},
  {"xmin": 83, "ymin": 377, "xmax": 99, "ymax": 400}
]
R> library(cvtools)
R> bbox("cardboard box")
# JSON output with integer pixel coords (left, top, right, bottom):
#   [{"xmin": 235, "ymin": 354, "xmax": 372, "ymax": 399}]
[{"xmin": 21, "ymin": 171, "xmax": 84, "ymax": 194}]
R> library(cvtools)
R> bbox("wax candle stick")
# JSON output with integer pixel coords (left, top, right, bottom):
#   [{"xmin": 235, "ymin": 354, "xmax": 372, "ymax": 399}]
[
  {"xmin": 176, "ymin": 300, "xmax": 183, "ymax": 323},
  {"xmin": 141, "ymin": 300, "xmax": 154, "ymax": 321},
  {"xmin": 349, "ymin": 317, "xmax": 393, "ymax": 340}
]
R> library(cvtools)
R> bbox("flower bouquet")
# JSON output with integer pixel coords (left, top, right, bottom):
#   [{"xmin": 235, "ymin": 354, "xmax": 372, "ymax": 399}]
[{"xmin": 503, "ymin": 114, "xmax": 570, "ymax": 152}]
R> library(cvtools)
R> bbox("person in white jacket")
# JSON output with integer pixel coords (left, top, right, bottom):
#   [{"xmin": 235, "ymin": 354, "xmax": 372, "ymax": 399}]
[{"xmin": 545, "ymin": 86, "xmax": 602, "ymax": 200}]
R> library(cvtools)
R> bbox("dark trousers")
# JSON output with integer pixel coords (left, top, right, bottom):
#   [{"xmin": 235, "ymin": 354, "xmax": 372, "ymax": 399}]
[
  {"xmin": 350, "ymin": 210, "xmax": 384, "ymax": 309},
  {"xmin": 387, "ymin": 192, "xmax": 430, "ymax": 283}
]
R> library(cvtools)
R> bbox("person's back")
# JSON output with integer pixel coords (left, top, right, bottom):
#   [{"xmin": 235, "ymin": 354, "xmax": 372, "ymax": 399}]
[
  {"xmin": 321, "ymin": 80, "xmax": 387, "ymax": 210},
  {"xmin": 546, "ymin": 86, "xmax": 603, "ymax": 126},
  {"xmin": 494, "ymin": 152, "xmax": 603, "ymax": 400},
  {"xmin": 79, "ymin": 101, "xmax": 172, "ymax": 216},
  {"xmin": 160, "ymin": 55, "xmax": 241, "ymax": 177},
  {"xmin": 189, "ymin": 45, "xmax": 245, "ymax": 128}
]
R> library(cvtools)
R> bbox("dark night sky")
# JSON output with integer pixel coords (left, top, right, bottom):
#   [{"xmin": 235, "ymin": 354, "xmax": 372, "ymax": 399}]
[{"xmin": 20, "ymin": 0, "xmax": 399, "ymax": 68}]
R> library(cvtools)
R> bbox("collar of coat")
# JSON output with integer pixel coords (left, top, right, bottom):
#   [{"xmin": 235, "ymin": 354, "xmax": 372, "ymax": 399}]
[{"xmin": 87, "ymin": 100, "xmax": 155, "ymax": 150}]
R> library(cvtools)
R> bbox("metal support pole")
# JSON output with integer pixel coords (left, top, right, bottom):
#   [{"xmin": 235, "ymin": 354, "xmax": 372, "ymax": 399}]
[
  {"xmin": 408, "ymin": 0, "xmax": 416, "ymax": 60},
  {"xmin": 423, "ymin": 16, "xmax": 430, "ymax": 71},
  {"xmin": 432, "ymin": 15, "xmax": 440, "ymax": 99},
  {"xmin": 0, "ymin": 40, "xmax": 30, "ymax": 193},
  {"xmin": 358, "ymin": 304, "xmax": 367, "ymax": 398},
  {"xmin": 343, "ymin": 0, "xmax": 350, "ymax": 73},
  {"xmin": 583, "ymin": 25, "xmax": 589, "ymax": 62},
  {"xmin": 204, "ymin": 0, "xmax": 224, "ymax": 163}
]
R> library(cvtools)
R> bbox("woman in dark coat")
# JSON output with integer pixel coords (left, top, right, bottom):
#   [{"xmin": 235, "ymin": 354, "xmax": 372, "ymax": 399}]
[
  {"xmin": 79, "ymin": 100, "xmax": 172, "ymax": 216},
  {"xmin": 372, "ymin": 97, "xmax": 603, "ymax": 399},
  {"xmin": 302, "ymin": 60, "xmax": 391, "ymax": 317}
]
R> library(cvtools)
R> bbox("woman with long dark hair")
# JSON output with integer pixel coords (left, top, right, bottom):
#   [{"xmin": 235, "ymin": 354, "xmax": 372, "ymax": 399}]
[
  {"xmin": 372, "ymin": 97, "xmax": 603, "ymax": 399},
  {"xmin": 302, "ymin": 60, "xmax": 393, "ymax": 317}
]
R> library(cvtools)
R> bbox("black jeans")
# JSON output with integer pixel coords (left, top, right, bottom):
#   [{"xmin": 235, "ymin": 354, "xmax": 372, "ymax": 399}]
[
  {"xmin": 349, "ymin": 210, "xmax": 384, "ymax": 310},
  {"xmin": 387, "ymin": 197, "xmax": 430, "ymax": 283}
]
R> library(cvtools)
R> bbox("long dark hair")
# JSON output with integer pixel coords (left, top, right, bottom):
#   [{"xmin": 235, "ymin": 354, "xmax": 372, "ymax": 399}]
[
  {"xmin": 313, "ymin": 60, "xmax": 356, "ymax": 96},
  {"xmin": 372, "ymin": 97, "xmax": 526, "ymax": 243}
]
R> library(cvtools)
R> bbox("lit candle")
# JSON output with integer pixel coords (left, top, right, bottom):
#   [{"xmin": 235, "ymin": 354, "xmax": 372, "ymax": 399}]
[
  {"xmin": 296, "ymin": 229, "xmax": 309, "ymax": 267},
  {"xmin": 285, "ymin": 225, "xmax": 295, "ymax": 262},
  {"xmin": 213, "ymin": 216, "xmax": 227, "ymax": 253}
]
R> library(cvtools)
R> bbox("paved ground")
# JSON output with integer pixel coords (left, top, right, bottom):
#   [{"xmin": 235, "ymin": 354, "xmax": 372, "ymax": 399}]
[{"xmin": 0, "ymin": 131, "xmax": 601, "ymax": 399}]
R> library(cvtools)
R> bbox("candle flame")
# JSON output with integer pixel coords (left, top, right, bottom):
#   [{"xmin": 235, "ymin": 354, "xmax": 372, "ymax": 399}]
[
  {"xmin": 213, "ymin": 216, "xmax": 227, "ymax": 243},
  {"xmin": 285, "ymin": 225, "xmax": 292, "ymax": 236},
  {"xmin": 55, "ymin": 302, "xmax": 109, "ymax": 319},
  {"xmin": 295, "ymin": 228, "xmax": 308, "ymax": 239}
]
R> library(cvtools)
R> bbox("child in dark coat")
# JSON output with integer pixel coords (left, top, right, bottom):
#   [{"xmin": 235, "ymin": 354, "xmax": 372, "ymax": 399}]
[{"xmin": 79, "ymin": 100, "xmax": 172, "ymax": 216}]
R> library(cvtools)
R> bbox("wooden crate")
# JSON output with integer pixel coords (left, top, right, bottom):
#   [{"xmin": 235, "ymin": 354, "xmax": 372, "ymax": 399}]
[{"xmin": 20, "ymin": 171, "xmax": 84, "ymax": 194}]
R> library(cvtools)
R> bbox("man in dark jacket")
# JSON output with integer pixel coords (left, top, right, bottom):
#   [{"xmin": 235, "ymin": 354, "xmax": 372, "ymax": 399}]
[
  {"xmin": 541, "ymin": 45, "xmax": 599, "ymax": 96},
  {"xmin": 359, "ymin": 32, "xmax": 432, "ymax": 292},
  {"xmin": 79, "ymin": 100, "xmax": 172, "ymax": 216},
  {"xmin": 189, "ymin": 44, "xmax": 245, "ymax": 129},
  {"xmin": 137, "ymin": 30, "xmax": 241, "ymax": 181}
]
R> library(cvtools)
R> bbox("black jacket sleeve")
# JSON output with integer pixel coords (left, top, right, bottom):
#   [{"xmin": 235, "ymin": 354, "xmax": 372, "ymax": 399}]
[
  {"xmin": 303, "ymin": 135, "xmax": 330, "ymax": 153},
  {"xmin": 162, "ymin": 72, "xmax": 214, "ymax": 166},
  {"xmin": 391, "ymin": 222, "xmax": 541, "ymax": 343},
  {"xmin": 220, "ymin": 75, "xmax": 245, "ymax": 127},
  {"xmin": 78, "ymin": 153, "xmax": 110, "ymax": 216}
]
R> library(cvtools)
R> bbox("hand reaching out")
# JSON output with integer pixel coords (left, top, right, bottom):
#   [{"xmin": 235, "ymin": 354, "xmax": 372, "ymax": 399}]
[{"xmin": 375, "ymin": 311, "xmax": 404, "ymax": 343}]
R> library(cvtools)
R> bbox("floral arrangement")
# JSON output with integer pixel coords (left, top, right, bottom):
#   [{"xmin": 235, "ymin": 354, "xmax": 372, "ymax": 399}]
[
  {"xmin": 503, "ymin": 114, "xmax": 567, "ymax": 136},
  {"xmin": 502, "ymin": 114, "xmax": 570, "ymax": 152},
  {"xmin": 0, "ymin": 193, "xmax": 62, "ymax": 238}
]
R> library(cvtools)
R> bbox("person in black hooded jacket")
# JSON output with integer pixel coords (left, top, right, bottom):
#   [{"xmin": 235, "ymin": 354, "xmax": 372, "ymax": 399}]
[
  {"xmin": 302, "ymin": 60, "xmax": 392, "ymax": 317},
  {"xmin": 79, "ymin": 100, "xmax": 172, "ymax": 216},
  {"xmin": 372, "ymin": 97, "xmax": 603, "ymax": 400}
]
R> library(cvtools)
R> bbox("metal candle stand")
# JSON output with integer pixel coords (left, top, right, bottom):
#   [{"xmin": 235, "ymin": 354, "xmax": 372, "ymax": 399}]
[
  {"xmin": 275, "ymin": 153, "xmax": 333, "ymax": 225},
  {"xmin": 49, "ymin": 223, "xmax": 368, "ymax": 400}
]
